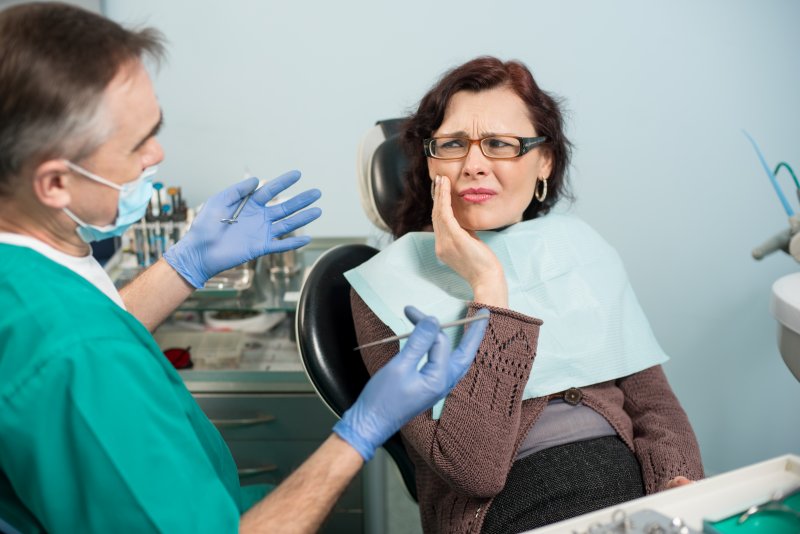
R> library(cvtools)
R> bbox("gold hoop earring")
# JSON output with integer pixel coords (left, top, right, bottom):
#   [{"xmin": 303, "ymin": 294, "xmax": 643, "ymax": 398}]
[{"xmin": 535, "ymin": 177, "xmax": 548, "ymax": 202}]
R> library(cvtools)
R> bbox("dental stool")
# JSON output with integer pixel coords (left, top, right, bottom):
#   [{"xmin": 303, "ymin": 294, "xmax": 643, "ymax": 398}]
[{"xmin": 296, "ymin": 119, "xmax": 418, "ymax": 501}]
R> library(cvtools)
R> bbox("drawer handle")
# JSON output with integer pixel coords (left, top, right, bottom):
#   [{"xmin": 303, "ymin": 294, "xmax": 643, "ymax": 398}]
[
  {"xmin": 238, "ymin": 464, "xmax": 278, "ymax": 477},
  {"xmin": 210, "ymin": 414, "xmax": 276, "ymax": 428}
]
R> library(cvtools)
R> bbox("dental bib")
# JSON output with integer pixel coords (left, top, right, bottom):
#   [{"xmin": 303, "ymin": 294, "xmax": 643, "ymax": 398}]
[{"xmin": 345, "ymin": 213, "xmax": 668, "ymax": 419}]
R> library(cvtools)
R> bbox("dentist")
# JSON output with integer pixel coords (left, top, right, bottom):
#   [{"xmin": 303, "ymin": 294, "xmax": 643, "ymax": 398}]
[{"xmin": 0, "ymin": 3, "xmax": 488, "ymax": 533}]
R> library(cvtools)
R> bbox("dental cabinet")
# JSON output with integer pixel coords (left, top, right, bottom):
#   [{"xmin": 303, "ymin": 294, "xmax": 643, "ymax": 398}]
[{"xmin": 108, "ymin": 237, "xmax": 380, "ymax": 534}]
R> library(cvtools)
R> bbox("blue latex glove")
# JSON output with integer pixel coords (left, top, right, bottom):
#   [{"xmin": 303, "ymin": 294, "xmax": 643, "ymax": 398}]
[
  {"xmin": 164, "ymin": 170, "xmax": 321, "ymax": 288},
  {"xmin": 333, "ymin": 306, "xmax": 489, "ymax": 461}
]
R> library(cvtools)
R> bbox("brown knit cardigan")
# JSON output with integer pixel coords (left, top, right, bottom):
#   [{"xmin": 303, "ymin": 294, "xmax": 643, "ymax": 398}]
[{"xmin": 351, "ymin": 291, "xmax": 704, "ymax": 534}]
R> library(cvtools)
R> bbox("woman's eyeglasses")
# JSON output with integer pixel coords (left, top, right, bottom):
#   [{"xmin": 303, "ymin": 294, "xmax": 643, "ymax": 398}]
[{"xmin": 423, "ymin": 135, "xmax": 547, "ymax": 160}]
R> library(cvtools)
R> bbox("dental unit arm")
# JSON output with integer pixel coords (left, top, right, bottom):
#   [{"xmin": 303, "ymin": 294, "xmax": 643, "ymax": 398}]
[
  {"xmin": 752, "ymin": 221, "xmax": 798, "ymax": 261},
  {"xmin": 746, "ymin": 131, "xmax": 800, "ymax": 262}
]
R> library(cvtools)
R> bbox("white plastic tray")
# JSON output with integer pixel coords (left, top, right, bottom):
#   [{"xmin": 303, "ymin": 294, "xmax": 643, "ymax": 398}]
[{"xmin": 528, "ymin": 454, "xmax": 800, "ymax": 533}]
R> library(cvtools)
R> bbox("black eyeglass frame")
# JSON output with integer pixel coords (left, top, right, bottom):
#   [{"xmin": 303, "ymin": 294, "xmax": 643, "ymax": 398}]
[{"xmin": 423, "ymin": 135, "xmax": 547, "ymax": 160}]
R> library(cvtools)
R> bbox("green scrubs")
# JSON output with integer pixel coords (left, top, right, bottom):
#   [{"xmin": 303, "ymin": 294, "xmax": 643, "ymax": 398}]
[{"xmin": 0, "ymin": 245, "xmax": 258, "ymax": 532}]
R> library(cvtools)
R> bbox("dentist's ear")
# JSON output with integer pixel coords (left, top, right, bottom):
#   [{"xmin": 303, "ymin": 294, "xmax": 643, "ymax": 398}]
[{"xmin": 32, "ymin": 159, "xmax": 73, "ymax": 209}]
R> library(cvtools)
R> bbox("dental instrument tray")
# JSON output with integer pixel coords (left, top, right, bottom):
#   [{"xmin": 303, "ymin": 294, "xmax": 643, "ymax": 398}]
[
  {"xmin": 530, "ymin": 455, "xmax": 800, "ymax": 534},
  {"xmin": 703, "ymin": 486, "xmax": 800, "ymax": 533},
  {"xmin": 195, "ymin": 263, "xmax": 254, "ymax": 298},
  {"xmin": 568, "ymin": 509, "xmax": 700, "ymax": 533}
]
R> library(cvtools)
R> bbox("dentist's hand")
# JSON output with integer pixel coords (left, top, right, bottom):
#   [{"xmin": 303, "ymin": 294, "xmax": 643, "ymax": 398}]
[
  {"xmin": 164, "ymin": 171, "xmax": 321, "ymax": 288},
  {"xmin": 333, "ymin": 306, "xmax": 489, "ymax": 461},
  {"xmin": 432, "ymin": 175, "xmax": 508, "ymax": 307}
]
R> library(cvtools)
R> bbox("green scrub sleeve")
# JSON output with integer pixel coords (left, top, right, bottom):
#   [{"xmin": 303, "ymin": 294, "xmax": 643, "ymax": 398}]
[{"xmin": 0, "ymin": 339, "xmax": 241, "ymax": 533}]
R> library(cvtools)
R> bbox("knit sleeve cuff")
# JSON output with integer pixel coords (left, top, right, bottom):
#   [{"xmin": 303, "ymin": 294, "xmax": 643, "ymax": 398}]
[
  {"xmin": 468, "ymin": 302, "xmax": 543, "ymax": 326},
  {"xmin": 464, "ymin": 302, "xmax": 543, "ymax": 383}
]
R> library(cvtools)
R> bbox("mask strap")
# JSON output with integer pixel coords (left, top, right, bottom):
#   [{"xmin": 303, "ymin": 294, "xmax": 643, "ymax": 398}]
[
  {"xmin": 140, "ymin": 166, "xmax": 158, "ymax": 180},
  {"xmin": 64, "ymin": 160, "xmax": 123, "ymax": 191},
  {"xmin": 62, "ymin": 207, "xmax": 88, "ymax": 228}
]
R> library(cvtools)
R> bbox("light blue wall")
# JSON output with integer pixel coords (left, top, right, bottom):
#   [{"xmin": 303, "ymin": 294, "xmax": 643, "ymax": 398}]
[{"xmin": 104, "ymin": 0, "xmax": 800, "ymax": 475}]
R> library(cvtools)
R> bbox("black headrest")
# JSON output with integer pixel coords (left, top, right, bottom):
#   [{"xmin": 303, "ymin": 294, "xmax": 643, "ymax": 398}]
[
  {"xmin": 355, "ymin": 118, "xmax": 410, "ymax": 232},
  {"xmin": 370, "ymin": 133, "xmax": 408, "ymax": 232},
  {"xmin": 376, "ymin": 118, "xmax": 405, "ymax": 138}
]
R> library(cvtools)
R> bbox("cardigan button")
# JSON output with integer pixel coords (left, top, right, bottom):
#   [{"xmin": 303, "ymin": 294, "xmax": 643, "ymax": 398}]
[{"xmin": 563, "ymin": 387, "xmax": 583, "ymax": 406}]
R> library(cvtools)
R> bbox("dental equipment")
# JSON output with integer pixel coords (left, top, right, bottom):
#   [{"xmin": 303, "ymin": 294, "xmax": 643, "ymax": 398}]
[
  {"xmin": 153, "ymin": 182, "xmax": 165, "ymax": 220},
  {"xmin": 353, "ymin": 313, "xmax": 489, "ymax": 351},
  {"xmin": 220, "ymin": 170, "xmax": 258, "ymax": 224},
  {"xmin": 737, "ymin": 486, "xmax": 800, "ymax": 524},
  {"xmin": 746, "ymin": 131, "xmax": 800, "ymax": 261},
  {"xmin": 744, "ymin": 131, "xmax": 794, "ymax": 217}
]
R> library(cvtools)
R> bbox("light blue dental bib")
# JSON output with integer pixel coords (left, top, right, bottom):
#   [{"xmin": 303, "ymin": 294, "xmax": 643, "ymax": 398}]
[{"xmin": 345, "ymin": 214, "xmax": 668, "ymax": 419}]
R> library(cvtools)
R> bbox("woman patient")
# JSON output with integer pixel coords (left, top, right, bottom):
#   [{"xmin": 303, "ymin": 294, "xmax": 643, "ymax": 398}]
[{"xmin": 348, "ymin": 56, "xmax": 703, "ymax": 533}]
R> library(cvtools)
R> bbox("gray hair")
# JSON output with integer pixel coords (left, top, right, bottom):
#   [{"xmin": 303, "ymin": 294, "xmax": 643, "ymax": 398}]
[{"xmin": 0, "ymin": 2, "xmax": 166, "ymax": 194}]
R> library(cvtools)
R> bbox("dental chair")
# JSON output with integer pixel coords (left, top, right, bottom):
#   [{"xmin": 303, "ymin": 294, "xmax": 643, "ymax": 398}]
[
  {"xmin": 295, "ymin": 119, "xmax": 418, "ymax": 501},
  {"xmin": 355, "ymin": 118, "xmax": 408, "ymax": 234}
]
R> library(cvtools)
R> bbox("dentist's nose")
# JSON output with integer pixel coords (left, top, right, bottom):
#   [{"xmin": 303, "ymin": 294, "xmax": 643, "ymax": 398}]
[{"xmin": 142, "ymin": 138, "xmax": 165, "ymax": 168}]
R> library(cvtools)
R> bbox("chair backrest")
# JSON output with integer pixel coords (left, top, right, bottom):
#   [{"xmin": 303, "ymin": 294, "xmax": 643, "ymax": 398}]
[
  {"xmin": 296, "ymin": 243, "xmax": 418, "ymax": 501},
  {"xmin": 356, "ymin": 118, "xmax": 409, "ymax": 233}
]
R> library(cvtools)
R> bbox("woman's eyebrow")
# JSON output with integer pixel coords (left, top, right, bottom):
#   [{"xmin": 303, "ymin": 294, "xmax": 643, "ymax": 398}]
[
  {"xmin": 437, "ymin": 130, "xmax": 509, "ymax": 139},
  {"xmin": 436, "ymin": 130, "xmax": 468, "ymax": 137},
  {"xmin": 436, "ymin": 130, "xmax": 501, "ymax": 138}
]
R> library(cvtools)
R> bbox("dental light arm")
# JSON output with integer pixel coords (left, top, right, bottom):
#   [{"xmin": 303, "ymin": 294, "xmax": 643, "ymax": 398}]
[
  {"xmin": 746, "ymin": 131, "xmax": 800, "ymax": 262},
  {"xmin": 752, "ymin": 227, "xmax": 792, "ymax": 261}
]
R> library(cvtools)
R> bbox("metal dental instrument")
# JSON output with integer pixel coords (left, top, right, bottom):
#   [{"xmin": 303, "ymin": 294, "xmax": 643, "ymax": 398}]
[
  {"xmin": 220, "ymin": 169, "xmax": 257, "ymax": 224},
  {"xmin": 353, "ymin": 313, "xmax": 490, "ymax": 351},
  {"xmin": 737, "ymin": 487, "xmax": 800, "ymax": 524},
  {"xmin": 220, "ymin": 190, "xmax": 254, "ymax": 224}
]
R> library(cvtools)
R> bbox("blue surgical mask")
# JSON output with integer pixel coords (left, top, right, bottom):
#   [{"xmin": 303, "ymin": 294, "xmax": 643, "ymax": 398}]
[{"xmin": 62, "ymin": 161, "xmax": 157, "ymax": 243}]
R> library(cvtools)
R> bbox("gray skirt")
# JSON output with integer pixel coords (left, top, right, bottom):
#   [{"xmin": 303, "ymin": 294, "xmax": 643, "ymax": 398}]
[{"xmin": 481, "ymin": 436, "xmax": 645, "ymax": 533}]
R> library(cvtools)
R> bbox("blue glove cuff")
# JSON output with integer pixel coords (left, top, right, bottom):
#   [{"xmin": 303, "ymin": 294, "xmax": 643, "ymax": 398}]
[
  {"xmin": 332, "ymin": 417, "xmax": 376, "ymax": 462},
  {"xmin": 163, "ymin": 245, "xmax": 206, "ymax": 289}
]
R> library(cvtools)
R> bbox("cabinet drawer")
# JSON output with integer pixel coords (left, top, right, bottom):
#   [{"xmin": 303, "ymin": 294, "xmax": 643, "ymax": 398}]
[
  {"xmin": 195, "ymin": 394, "xmax": 337, "ymax": 440},
  {"xmin": 232, "ymin": 440, "xmax": 362, "ymax": 510},
  {"xmin": 320, "ymin": 511, "xmax": 364, "ymax": 534}
]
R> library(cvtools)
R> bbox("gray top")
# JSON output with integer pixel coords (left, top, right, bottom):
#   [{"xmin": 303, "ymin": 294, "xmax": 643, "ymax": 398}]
[{"xmin": 515, "ymin": 399, "xmax": 617, "ymax": 460}]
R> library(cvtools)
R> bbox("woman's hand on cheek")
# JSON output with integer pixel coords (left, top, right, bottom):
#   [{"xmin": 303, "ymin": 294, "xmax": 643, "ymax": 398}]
[{"xmin": 432, "ymin": 175, "xmax": 508, "ymax": 307}]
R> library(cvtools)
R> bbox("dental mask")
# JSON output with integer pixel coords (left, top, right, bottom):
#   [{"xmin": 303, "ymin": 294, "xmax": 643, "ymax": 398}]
[
  {"xmin": 345, "ymin": 213, "xmax": 668, "ymax": 419},
  {"xmin": 62, "ymin": 161, "xmax": 157, "ymax": 243}
]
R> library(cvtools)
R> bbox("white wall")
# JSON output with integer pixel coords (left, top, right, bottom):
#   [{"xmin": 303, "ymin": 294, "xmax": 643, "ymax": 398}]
[{"xmin": 104, "ymin": 0, "xmax": 800, "ymax": 475}]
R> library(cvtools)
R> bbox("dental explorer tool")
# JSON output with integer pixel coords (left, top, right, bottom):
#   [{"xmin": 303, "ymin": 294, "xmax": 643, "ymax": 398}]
[
  {"xmin": 353, "ymin": 313, "xmax": 490, "ymax": 351},
  {"xmin": 220, "ymin": 169, "xmax": 257, "ymax": 224}
]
